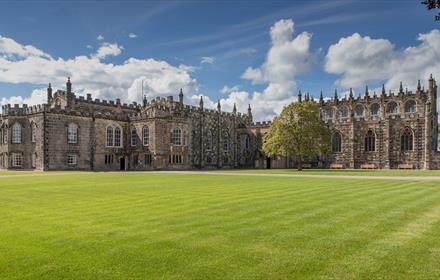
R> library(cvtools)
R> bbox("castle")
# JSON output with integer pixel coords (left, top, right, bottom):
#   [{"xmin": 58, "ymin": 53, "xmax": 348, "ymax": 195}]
[{"xmin": 0, "ymin": 76, "xmax": 439, "ymax": 171}]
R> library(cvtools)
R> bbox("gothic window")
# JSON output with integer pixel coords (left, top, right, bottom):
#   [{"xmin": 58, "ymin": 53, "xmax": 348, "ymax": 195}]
[
  {"xmin": 245, "ymin": 135, "xmax": 250, "ymax": 150},
  {"xmin": 172, "ymin": 128, "xmax": 182, "ymax": 146},
  {"xmin": 364, "ymin": 130, "xmax": 376, "ymax": 152},
  {"xmin": 144, "ymin": 154, "xmax": 152, "ymax": 165},
  {"xmin": 370, "ymin": 103, "xmax": 380, "ymax": 116},
  {"xmin": 404, "ymin": 100, "xmax": 416, "ymax": 113},
  {"xmin": 223, "ymin": 131, "xmax": 230, "ymax": 152},
  {"xmin": 332, "ymin": 132, "xmax": 342, "ymax": 153},
  {"xmin": 106, "ymin": 126, "xmax": 114, "ymax": 147},
  {"xmin": 386, "ymin": 102, "xmax": 398, "ymax": 114},
  {"xmin": 3, "ymin": 126, "xmax": 8, "ymax": 144},
  {"xmin": 131, "ymin": 128, "xmax": 137, "ymax": 147},
  {"xmin": 12, "ymin": 153, "xmax": 22, "ymax": 167},
  {"xmin": 67, "ymin": 123, "xmax": 78, "ymax": 144},
  {"xmin": 324, "ymin": 108, "xmax": 333, "ymax": 120},
  {"xmin": 206, "ymin": 130, "xmax": 213, "ymax": 151},
  {"xmin": 338, "ymin": 106, "xmax": 348, "ymax": 119},
  {"xmin": 31, "ymin": 123, "xmax": 37, "ymax": 143},
  {"xmin": 354, "ymin": 105, "xmax": 364, "ymax": 118},
  {"xmin": 0, "ymin": 127, "xmax": 3, "ymax": 145},
  {"xmin": 401, "ymin": 128, "xmax": 413, "ymax": 151},
  {"xmin": 142, "ymin": 127, "xmax": 149, "ymax": 146},
  {"xmin": 114, "ymin": 127, "xmax": 122, "ymax": 147},
  {"xmin": 12, "ymin": 123, "xmax": 22, "ymax": 144}
]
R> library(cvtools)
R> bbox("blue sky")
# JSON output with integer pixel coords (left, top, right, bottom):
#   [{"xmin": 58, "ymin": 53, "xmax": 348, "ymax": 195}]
[{"xmin": 0, "ymin": 0, "xmax": 439, "ymax": 120}]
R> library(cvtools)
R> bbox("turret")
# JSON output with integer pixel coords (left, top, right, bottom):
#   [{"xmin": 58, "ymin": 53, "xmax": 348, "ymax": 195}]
[
  {"xmin": 199, "ymin": 96, "xmax": 204, "ymax": 110},
  {"xmin": 179, "ymin": 88, "xmax": 184, "ymax": 104},
  {"xmin": 298, "ymin": 90, "xmax": 302, "ymax": 103},
  {"xmin": 143, "ymin": 94, "xmax": 147, "ymax": 107},
  {"xmin": 217, "ymin": 100, "xmax": 221, "ymax": 111},
  {"xmin": 349, "ymin": 88, "xmax": 354, "ymax": 100},
  {"xmin": 47, "ymin": 83, "xmax": 52, "ymax": 102},
  {"xmin": 334, "ymin": 89, "xmax": 338, "ymax": 103},
  {"xmin": 66, "ymin": 77, "xmax": 72, "ymax": 94},
  {"xmin": 417, "ymin": 79, "xmax": 421, "ymax": 92},
  {"xmin": 319, "ymin": 90, "xmax": 324, "ymax": 104},
  {"xmin": 248, "ymin": 104, "xmax": 253, "ymax": 122},
  {"xmin": 364, "ymin": 85, "xmax": 369, "ymax": 99},
  {"xmin": 233, "ymin": 103, "xmax": 237, "ymax": 114},
  {"xmin": 381, "ymin": 84, "xmax": 386, "ymax": 96},
  {"xmin": 399, "ymin": 81, "xmax": 404, "ymax": 95}
]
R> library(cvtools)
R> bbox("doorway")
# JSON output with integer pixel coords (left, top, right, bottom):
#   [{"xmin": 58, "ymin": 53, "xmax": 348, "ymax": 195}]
[
  {"xmin": 266, "ymin": 157, "xmax": 271, "ymax": 169},
  {"xmin": 120, "ymin": 157, "xmax": 126, "ymax": 171}
]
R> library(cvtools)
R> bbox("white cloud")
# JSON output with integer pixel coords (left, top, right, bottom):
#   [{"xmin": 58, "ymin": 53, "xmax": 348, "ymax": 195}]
[
  {"xmin": 324, "ymin": 30, "xmax": 440, "ymax": 91},
  {"xmin": 0, "ymin": 35, "xmax": 198, "ymax": 109},
  {"xmin": 240, "ymin": 18, "xmax": 314, "ymax": 120},
  {"xmin": 86, "ymin": 45, "xmax": 93, "ymax": 49},
  {"xmin": 128, "ymin": 33, "xmax": 138, "ymax": 39},
  {"xmin": 97, "ymin": 34, "xmax": 104, "ymax": 41},
  {"xmin": 220, "ymin": 85, "xmax": 240, "ymax": 94},
  {"xmin": 93, "ymin": 42, "xmax": 124, "ymax": 59},
  {"xmin": 0, "ymin": 35, "xmax": 51, "ymax": 59},
  {"xmin": 200, "ymin": 56, "xmax": 215, "ymax": 64}
]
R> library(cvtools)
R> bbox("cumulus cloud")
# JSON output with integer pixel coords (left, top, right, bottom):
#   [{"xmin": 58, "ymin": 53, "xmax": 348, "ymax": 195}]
[
  {"xmin": 93, "ymin": 42, "xmax": 124, "ymax": 59},
  {"xmin": 0, "ymin": 35, "xmax": 51, "ymax": 60},
  {"xmin": 97, "ymin": 34, "xmax": 104, "ymax": 41},
  {"xmin": 200, "ymin": 56, "xmax": 215, "ymax": 65},
  {"xmin": 240, "ymin": 18, "xmax": 314, "ymax": 120},
  {"xmin": 325, "ymin": 30, "xmax": 440, "ymax": 90},
  {"xmin": 128, "ymin": 33, "xmax": 138, "ymax": 39},
  {"xmin": 220, "ymin": 85, "xmax": 240, "ymax": 94},
  {"xmin": 0, "ymin": 35, "xmax": 198, "ymax": 109}
]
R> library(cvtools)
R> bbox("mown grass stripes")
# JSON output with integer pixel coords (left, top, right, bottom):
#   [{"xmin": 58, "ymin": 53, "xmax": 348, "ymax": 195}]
[{"xmin": 0, "ymin": 172, "xmax": 439, "ymax": 279}]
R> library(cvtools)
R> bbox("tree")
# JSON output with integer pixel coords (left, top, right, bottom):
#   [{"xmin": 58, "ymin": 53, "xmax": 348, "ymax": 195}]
[{"xmin": 262, "ymin": 101, "xmax": 331, "ymax": 170}]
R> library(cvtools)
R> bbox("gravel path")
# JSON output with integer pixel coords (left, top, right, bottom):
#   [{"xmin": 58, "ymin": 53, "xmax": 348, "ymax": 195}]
[{"xmin": 1, "ymin": 170, "xmax": 440, "ymax": 182}]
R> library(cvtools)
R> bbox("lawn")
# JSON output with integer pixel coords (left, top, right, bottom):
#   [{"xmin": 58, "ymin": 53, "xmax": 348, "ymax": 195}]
[{"xmin": 1, "ymin": 172, "xmax": 440, "ymax": 279}]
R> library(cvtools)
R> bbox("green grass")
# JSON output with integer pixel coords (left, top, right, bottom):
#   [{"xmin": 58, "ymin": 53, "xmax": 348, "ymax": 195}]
[
  {"xmin": 1, "ymin": 172, "xmax": 440, "ymax": 279},
  {"xmin": 213, "ymin": 168, "xmax": 440, "ymax": 177}
]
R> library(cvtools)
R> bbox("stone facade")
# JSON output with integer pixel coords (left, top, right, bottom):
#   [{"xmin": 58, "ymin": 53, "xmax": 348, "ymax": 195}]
[{"xmin": 1, "ymin": 76, "xmax": 439, "ymax": 171}]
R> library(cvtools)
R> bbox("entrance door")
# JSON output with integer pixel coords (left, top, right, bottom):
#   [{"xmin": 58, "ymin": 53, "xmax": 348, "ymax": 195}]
[
  {"xmin": 120, "ymin": 157, "xmax": 126, "ymax": 171},
  {"xmin": 266, "ymin": 157, "xmax": 271, "ymax": 169}
]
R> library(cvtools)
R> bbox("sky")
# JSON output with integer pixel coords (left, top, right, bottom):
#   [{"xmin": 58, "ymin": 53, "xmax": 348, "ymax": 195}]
[{"xmin": 0, "ymin": 0, "xmax": 439, "ymax": 121}]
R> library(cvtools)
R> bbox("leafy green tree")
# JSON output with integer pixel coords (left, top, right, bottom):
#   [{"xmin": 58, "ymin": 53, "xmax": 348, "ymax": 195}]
[{"xmin": 262, "ymin": 101, "xmax": 331, "ymax": 170}]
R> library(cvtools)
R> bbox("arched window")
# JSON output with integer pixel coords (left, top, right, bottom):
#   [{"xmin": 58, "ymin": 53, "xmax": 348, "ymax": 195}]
[
  {"xmin": 106, "ymin": 126, "xmax": 114, "ymax": 147},
  {"xmin": 31, "ymin": 123, "xmax": 37, "ymax": 143},
  {"xmin": 338, "ymin": 106, "xmax": 348, "ymax": 119},
  {"xmin": 370, "ymin": 103, "xmax": 380, "ymax": 116},
  {"xmin": 206, "ymin": 130, "xmax": 213, "ymax": 151},
  {"xmin": 354, "ymin": 105, "xmax": 364, "ymax": 118},
  {"xmin": 401, "ymin": 128, "xmax": 413, "ymax": 151},
  {"xmin": 143, "ymin": 127, "xmax": 149, "ymax": 146},
  {"xmin": 172, "ymin": 128, "xmax": 182, "ymax": 146},
  {"xmin": 324, "ymin": 108, "xmax": 333, "ymax": 120},
  {"xmin": 131, "ymin": 128, "xmax": 137, "ymax": 146},
  {"xmin": 114, "ymin": 127, "xmax": 122, "ymax": 147},
  {"xmin": 245, "ymin": 135, "xmax": 250, "ymax": 150},
  {"xmin": 12, "ymin": 123, "xmax": 22, "ymax": 144},
  {"xmin": 404, "ymin": 100, "xmax": 416, "ymax": 113},
  {"xmin": 3, "ymin": 126, "xmax": 8, "ymax": 144},
  {"xmin": 332, "ymin": 132, "xmax": 342, "ymax": 152},
  {"xmin": 67, "ymin": 123, "xmax": 78, "ymax": 144},
  {"xmin": 223, "ymin": 131, "xmax": 230, "ymax": 152},
  {"xmin": 0, "ymin": 126, "xmax": 3, "ymax": 145},
  {"xmin": 386, "ymin": 102, "xmax": 398, "ymax": 114},
  {"xmin": 364, "ymin": 130, "xmax": 376, "ymax": 152}
]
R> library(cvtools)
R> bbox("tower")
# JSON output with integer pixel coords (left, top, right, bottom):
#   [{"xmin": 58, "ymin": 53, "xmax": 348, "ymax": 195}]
[
  {"xmin": 247, "ymin": 104, "xmax": 253, "ymax": 123},
  {"xmin": 47, "ymin": 83, "xmax": 52, "ymax": 102},
  {"xmin": 179, "ymin": 88, "xmax": 184, "ymax": 104},
  {"xmin": 66, "ymin": 77, "xmax": 72, "ymax": 94}
]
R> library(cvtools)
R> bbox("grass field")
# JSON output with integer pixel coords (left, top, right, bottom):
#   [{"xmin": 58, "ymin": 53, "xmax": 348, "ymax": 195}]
[{"xmin": 1, "ymin": 171, "xmax": 440, "ymax": 279}]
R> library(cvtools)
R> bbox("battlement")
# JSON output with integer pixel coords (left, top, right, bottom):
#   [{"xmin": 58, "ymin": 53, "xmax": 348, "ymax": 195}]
[{"xmin": 1, "ymin": 104, "xmax": 47, "ymax": 116}]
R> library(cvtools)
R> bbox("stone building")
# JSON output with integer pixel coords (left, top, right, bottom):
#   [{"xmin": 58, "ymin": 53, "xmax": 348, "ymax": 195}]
[
  {"xmin": 0, "ymin": 78, "xmax": 255, "ymax": 171},
  {"xmin": 0, "ymin": 76, "xmax": 439, "ymax": 170}
]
